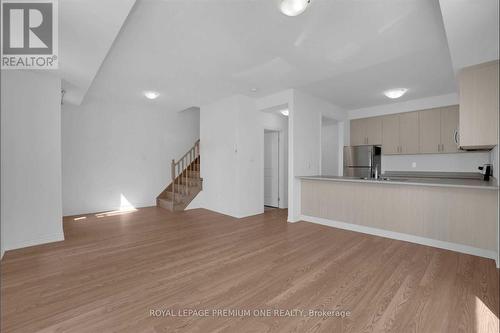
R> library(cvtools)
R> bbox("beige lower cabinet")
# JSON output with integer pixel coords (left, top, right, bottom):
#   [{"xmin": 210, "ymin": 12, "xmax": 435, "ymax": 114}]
[
  {"xmin": 419, "ymin": 106, "xmax": 460, "ymax": 154},
  {"xmin": 301, "ymin": 179, "xmax": 499, "ymax": 254},
  {"xmin": 381, "ymin": 112, "xmax": 419, "ymax": 155}
]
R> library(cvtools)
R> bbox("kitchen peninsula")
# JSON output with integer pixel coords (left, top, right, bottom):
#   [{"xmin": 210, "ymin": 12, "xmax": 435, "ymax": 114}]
[{"xmin": 299, "ymin": 174, "xmax": 499, "ymax": 263}]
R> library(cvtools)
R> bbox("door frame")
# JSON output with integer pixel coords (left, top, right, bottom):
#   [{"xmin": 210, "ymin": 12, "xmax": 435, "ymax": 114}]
[{"xmin": 263, "ymin": 128, "xmax": 282, "ymax": 208}]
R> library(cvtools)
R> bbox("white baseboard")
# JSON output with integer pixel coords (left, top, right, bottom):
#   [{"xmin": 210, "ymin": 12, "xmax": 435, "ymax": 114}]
[
  {"xmin": 2, "ymin": 231, "xmax": 65, "ymax": 255},
  {"xmin": 300, "ymin": 215, "xmax": 499, "ymax": 268}
]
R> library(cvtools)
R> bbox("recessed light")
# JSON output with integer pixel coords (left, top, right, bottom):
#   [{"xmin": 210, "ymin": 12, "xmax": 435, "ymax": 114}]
[
  {"xmin": 250, "ymin": 88, "xmax": 258, "ymax": 92},
  {"xmin": 280, "ymin": 109, "xmax": 289, "ymax": 116},
  {"xmin": 144, "ymin": 91, "xmax": 160, "ymax": 100},
  {"xmin": 279, "ymin": 0, "xmax": 311, "ymax": 16},
  {"xmin": 383, "ymin": 88, "xmax": 408, "ymax": 99}
]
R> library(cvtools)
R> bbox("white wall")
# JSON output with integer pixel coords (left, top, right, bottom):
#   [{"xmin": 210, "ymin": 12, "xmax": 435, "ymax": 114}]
[
  {"xmin": 62, "ymin": 99, "xmax": 199, "ymax": 216},
  {"xmin": 347, "ymin": 93, "xmax": 493, "ymax": 174},
  {"xmin": 1, "ymin": 71, "xmax": 64, "ymax": 257},
  {"xmin": 236, "ymin": 97, "xmax": 265, "ymax": 217},
  {"xmin": 289, "ymin": 90, "xmax": 347, "ymax": 222},
  {"xmin": 196, "ymin": 95, "xmax": 263, "ymax": 218},
  {"xmin": 321, "ymin": 118, "xmax": 339, "ymax": 176},
  {"xmin": 262, "ymin": 112, "xmax": 288, "ymax": 209}
]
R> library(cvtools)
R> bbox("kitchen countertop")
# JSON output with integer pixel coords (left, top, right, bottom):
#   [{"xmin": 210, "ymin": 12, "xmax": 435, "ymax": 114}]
[{"xmin": 298, "ymin": 175, "xmax": 499, "ymax": 190}]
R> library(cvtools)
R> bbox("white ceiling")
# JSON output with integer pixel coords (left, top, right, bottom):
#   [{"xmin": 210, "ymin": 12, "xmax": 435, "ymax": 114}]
[
  {"xmin": 59, "ymin": 0, "xmax": 136, "ymax": 105},
  {"xmin": 439, "ymin": 0, "xmax": 499, "ymax": 72},
  {"xmin": 84, "ymin": 0, "xmax": 459, "ymax": 111}
]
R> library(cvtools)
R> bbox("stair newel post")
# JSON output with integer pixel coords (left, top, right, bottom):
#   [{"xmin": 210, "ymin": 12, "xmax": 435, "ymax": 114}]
[{"xmin": 171, "ymin": 159, "xmax": 176, "ymax": 203}]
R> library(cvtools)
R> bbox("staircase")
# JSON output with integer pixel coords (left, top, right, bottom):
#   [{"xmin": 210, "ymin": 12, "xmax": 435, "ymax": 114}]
[{"xmin": 156, "ymin": 140, "xmax": 202, "ymax": 211}]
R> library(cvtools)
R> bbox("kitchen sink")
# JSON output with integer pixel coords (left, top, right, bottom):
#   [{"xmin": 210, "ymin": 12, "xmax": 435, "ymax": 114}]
[{"xmin": 358, "ymin": 177, "xmax": 409, "ymax": 182}]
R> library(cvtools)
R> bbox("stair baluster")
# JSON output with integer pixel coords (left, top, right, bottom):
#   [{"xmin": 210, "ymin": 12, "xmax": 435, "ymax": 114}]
[{"xmin": 158, "ymin": 140, "xmax": 202, "ymax": 211}]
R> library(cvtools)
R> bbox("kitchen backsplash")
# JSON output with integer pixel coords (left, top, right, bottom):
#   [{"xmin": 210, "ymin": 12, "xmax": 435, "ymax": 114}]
[{"xmin": 381, "ymin": 151, "xmax": 492, "ymax": 174}]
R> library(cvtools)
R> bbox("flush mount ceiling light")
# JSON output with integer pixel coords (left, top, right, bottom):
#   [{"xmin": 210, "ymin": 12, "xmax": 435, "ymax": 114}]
[
  {"xmin": 383, "ymin": 88, "xmax": 408, "ymax": 99},
  {"xmin": 280, "ymin": 109, "xmax": 289, "ymax": 116},
  {"xmin": 279, "ymin": 0, "xmax": 311, "ymax": 16},
  {"xmin": 144, "ymin": 91, "xmax": 160, "ymax": 100}
]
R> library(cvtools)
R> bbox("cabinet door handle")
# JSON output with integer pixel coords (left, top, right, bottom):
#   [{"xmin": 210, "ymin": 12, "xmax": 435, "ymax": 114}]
[
  {"xmin": 454, "ymin": 129, "xmax": 459, "ymax": 145},
  {"xmin": 437, "ymin": 143, "xmax": 440, "ymax": 152}
]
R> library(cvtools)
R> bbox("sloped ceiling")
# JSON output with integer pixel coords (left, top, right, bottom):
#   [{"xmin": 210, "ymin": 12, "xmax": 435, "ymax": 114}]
[
  {"xmin": 59, "ymin": 0, "xmax": 136, "ymax": 105},
  {"xmin": 439, "ymin": 0, "xmax": 499, "ymax": 72}
]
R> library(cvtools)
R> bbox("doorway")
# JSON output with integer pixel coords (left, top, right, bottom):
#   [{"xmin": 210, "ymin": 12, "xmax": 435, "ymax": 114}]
[{"xmin": 264, "ymin": 130, "xmax": 280, "ymax": 208}]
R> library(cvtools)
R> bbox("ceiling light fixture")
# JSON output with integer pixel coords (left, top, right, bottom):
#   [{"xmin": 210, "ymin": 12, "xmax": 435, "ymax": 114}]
[
  {"xmin": 383, "ymin": 88, "xmax": 408, "ymax": 99},
  {"xmin": 279, "ymin": 0, "xmax": 311, "ymax": 17},
  {"xmin": 280, "ymin": 109, "xmax": 289, "ymax": 116},
  {"xmin": 144, "ymin": 91, "xmax": 160, "ymax": 100}
]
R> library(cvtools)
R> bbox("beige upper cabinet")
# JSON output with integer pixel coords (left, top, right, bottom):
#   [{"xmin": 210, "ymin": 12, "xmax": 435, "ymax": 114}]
[
  {"xmin": 350, "ymin": 117, "xmax": 382, "ymax": 146},
  {"xmin": 381, "ymin": 113, "xmax": 419, "ymax": 155},
  {"xmin": 399, "ymin": 112, "xmax": 419, "ymax": 154},
  {"xmin": 418, "ymin": 106, "xmax": 460, "ymax": 154},
  {"xmin": 440, "ymin": 106, "xmax": 460, "ymax": 153},
  {"xmin": 350, "ymin": 119, "xmax": 366, "ymax": 146},
  {"xmin": 365, "ymin": 117, "xmax": 382, "ymax": 145},
  {"xmin": 381, "ymin": 115, "xmax": 400, "ymax": 154},
  {"xmin": 419, "ymin": 109, "xmax": 441, "ymax": 153},
  {"xmin": 459, "ymin": 60, "xmax": 499, "ymax": 149},
  {"xmin": 352, "ymin": 106, "xmax": 461, "ymax": 155}
]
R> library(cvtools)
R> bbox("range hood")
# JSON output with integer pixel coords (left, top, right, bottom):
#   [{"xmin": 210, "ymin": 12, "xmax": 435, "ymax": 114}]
[{"xmin": 459, "ymin": 145, "xmax": 496, "ymax": 151}]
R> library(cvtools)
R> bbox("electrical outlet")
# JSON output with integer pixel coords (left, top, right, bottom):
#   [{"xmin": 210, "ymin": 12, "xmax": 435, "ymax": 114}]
[{"xmin": 411, "ymin": 162, "xmax": 417, "ymax": 168}]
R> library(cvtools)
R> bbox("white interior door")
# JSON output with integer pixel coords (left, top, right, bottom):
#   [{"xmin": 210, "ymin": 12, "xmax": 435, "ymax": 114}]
[{"xmin": 264, "ymin": 131, "xmax": 279, "ymax": 207}]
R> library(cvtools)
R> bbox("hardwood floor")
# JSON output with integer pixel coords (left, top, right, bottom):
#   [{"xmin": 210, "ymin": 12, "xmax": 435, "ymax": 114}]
[{"xmin": 1, "ymin": 207, "xmax": 498, "ymax": 332}]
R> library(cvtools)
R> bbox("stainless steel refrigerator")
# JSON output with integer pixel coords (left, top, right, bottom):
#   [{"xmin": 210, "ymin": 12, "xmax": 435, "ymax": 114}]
[{"xmin": 343, "ymin": 146, "xmax": 381, "ymax": 178}]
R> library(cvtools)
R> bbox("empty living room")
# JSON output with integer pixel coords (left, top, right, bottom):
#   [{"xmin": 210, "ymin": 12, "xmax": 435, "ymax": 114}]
[{"xmin": 1, "ymin": 0, "xmax": 499, "ymax": 332}]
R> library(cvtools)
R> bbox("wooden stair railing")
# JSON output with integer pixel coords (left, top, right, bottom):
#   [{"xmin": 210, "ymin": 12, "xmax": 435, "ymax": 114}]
[
  {"xmin": 171, "ymin": 139, "xmax": 200, "ymax": 204},
  {"xmin": 156, "ymin": 140, "xmax": 202, "ymax": 211}
]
